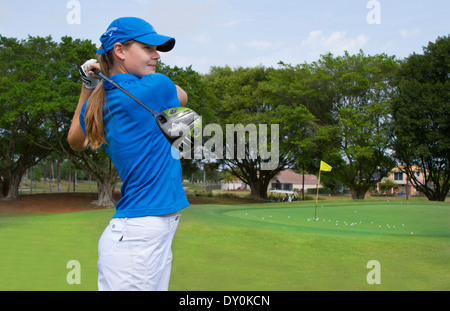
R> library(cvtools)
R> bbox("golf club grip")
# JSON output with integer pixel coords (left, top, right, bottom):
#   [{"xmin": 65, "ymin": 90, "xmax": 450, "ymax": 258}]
[{"xmin": 92, "ymin": 69, "xmax": 157, "ymax": 117}]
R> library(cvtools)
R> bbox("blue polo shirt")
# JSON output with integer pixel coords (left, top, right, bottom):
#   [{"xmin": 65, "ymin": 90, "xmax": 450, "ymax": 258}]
[{"xmin": 79, "ymin": 73, "xmax": 189, "ymax": 218}]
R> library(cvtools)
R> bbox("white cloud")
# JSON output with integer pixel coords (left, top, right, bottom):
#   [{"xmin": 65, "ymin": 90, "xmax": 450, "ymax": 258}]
[
  {"xmin": 246, "ymin": 40, "xmax": 273, "ymax": 51},
  {"xmin": 239, "ymin": 30, "xmax": 371, "ymax": 69},
  {"xmin": 217, "ymin": 19, "xmax": 241, "ymax": 27},
  {"xmin": 192, "ymin": 32, "xmax": 211, "ymax": 43},
  {"xmin": 399, "ymin": 29, "xmax": 422, "ymax": 38},
  {"xmin": 227, "ymin": 42, "xmax": 237, "ymax": 52},
  {"xmin": 301, "ymin": 30, "xmax": 369, "ymax": 57},
  {"xmin": 216, "ymin": 18, "xmax": 252, "ymax": 28}
]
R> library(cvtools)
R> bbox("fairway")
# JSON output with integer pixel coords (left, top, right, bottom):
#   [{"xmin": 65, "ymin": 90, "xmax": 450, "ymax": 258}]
[{"xmin": 0, "ymin": 198, "xmax": 449, "ymax": 290}]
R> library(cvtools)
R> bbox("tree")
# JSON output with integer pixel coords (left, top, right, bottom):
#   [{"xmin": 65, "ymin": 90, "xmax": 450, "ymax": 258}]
[
  {"xmin": 34, "ymin": 36, "xmax": 121, "ymax": 206},
  {"xmin": 312, "ymin": 51, "xmax": 400, "ymax": 199},
  {"xmin": 157, "ymin": 63, "xmax": 216, "ymax": 125},
  {"xmin": 0, "ymin": 35, "xmax": 120, "ymax": 206},
  {"xmin": 0, "ymin": 36, "xmax": 56, "ymax": 198},
  {"xmin": 259, "ymin": 62, "xmax": 324, "ymax": 199},
  {"xmin": 205, "ymin": 66, "xmax": 311, "ymax": 200},
  {"xmin": 379, "ymin": 179, "xmax": 396, "ymax": 195},
  {"xmin": 392, "ymin": 36, "xmax": 450, "ymax": 201}
]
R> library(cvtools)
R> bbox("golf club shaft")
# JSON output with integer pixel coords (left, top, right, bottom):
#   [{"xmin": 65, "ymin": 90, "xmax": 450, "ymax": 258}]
[{"xmin": 93, "ymin": 69, "xmax": 157, "ymax": 116}]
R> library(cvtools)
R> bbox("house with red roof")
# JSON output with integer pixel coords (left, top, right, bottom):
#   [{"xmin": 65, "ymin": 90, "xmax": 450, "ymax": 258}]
[
  {"xmin": 220, "ymin": 169, "xmax": 320, "ymax": 195},
  {"xmin": 268, "ymin": 169, "xmax": 319, "ymax": 194}
]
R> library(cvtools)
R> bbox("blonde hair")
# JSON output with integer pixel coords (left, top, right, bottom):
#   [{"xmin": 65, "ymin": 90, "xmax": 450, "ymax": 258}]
[{"xmin": 83, "ymin": 40, "xmax": 136, "ymax": 149}]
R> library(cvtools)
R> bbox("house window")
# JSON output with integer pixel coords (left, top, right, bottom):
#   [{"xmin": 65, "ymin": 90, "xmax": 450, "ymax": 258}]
[
  {"xmin": 282, "ymin": 183, "xmax": 292, "ymax": 191},
  {"xmin": 394, "ymin": 172, "xmax": 403, "ymax": 181}
]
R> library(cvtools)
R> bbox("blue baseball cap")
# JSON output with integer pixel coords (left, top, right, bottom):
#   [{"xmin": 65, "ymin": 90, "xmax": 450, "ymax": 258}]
[{"xmin": 96, "ymin": 17, "xmax": 175, "ymax": 55}]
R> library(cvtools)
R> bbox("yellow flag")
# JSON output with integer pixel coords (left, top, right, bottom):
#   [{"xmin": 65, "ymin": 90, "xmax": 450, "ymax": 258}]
[{"xmin": 320, "ymin": 161, "xmax": 332, "ymax": 172}]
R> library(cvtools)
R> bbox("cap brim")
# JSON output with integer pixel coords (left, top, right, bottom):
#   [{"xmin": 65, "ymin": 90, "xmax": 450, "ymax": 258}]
[{"xmin": 135, "ymin": 33, "xmax": 175, "ymax": 52}]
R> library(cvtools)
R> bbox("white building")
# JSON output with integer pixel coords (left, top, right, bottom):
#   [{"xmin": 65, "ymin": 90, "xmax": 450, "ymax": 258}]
[{"xmin": 268, "ymin": 169, "xmax": 319, "ymax": 194}]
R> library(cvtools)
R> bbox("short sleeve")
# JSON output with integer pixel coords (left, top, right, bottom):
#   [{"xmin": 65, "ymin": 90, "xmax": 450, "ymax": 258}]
[
  {"xmin": 79, "ymin": 100, "xmax": 88, "ymax": 136},
  {"xmin": 140, "ymin": 73, "xmax": 180, "ymax": 111}
]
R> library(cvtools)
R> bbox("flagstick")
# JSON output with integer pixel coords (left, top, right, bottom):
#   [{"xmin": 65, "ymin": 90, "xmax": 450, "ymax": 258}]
[{"xmin": 315, "ymin": 170, "xmax": 321, "ymax": 220}]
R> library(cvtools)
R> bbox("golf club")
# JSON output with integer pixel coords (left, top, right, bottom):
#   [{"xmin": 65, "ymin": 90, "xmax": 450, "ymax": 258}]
[{"xmin": 92, "ymin": 69, "xmax": 201, "ymax": 146}]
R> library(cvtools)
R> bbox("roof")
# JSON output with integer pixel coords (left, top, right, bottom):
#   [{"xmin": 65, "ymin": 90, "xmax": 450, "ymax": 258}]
[
  {"xmin": 274, "ymin": 169, "xmax": 318, "ymax": 184},
  {"xmin": 392, "ymin": 166, "xmax": 424, "ymax": 172}
]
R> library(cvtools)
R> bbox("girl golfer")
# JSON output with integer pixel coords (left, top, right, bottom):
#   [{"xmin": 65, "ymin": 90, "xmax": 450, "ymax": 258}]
[{"xmin": 68, "ymin": 17, "xmax": 190, "ymax": 291}]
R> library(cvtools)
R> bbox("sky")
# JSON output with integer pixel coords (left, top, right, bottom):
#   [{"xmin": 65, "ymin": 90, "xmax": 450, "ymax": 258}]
[{"xmin": 0, "ymin": 0, "xmax": 448, "ymax": 74}]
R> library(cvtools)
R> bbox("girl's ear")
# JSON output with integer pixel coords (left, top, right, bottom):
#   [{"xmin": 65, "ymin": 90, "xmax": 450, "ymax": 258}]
[{"xmin": 113, "ymin": 42, "xmax": 126, "ymax": 61}]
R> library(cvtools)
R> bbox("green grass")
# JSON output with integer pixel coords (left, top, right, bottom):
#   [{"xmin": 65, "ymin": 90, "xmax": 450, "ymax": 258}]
[
  {"xmin": 0, "ymin": 198, "xmax": 449, "ymax": 290},
  {"xmin": 0, "ymin": 209, "xmax": 113, "ymax": 290}
]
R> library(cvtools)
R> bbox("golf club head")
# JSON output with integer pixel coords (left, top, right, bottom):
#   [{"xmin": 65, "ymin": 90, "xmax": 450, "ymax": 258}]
[{"xmin": 155, "ymin": 107, "xmax": 202, "ymax": 146}]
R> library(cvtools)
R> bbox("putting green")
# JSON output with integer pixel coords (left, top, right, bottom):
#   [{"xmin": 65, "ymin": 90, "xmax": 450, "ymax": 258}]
[
  {"xmin": 171, "ymin": 199, "xmax": 450, "ymax": 290},
  {"xmin": 222, "ymin": 200, "xmax": 450, "ymax": 238}
]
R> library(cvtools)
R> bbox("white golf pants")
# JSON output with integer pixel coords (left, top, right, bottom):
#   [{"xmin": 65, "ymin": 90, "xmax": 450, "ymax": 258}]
[{"xmin": 97, "ymin": 214, "xmax": 180, "ymax": 291}]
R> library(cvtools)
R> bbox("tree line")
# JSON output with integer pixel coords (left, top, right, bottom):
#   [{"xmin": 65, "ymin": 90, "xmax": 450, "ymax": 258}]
[{"xmin": 0, "ymin": 34, "xmax": 448, "ymax": 204}]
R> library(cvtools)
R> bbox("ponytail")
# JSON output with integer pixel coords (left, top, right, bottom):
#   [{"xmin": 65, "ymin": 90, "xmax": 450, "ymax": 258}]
[
  {"xmin": 83, "ymin": 40, "xmax": 136, "ymax": 149},
  {"xmin": 83, "ymin": 51, "xmax": 110, "ymax": 149},
  {"xmin": 83, "ymin": 79, "xmax": 107, "ymax": 149}
]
